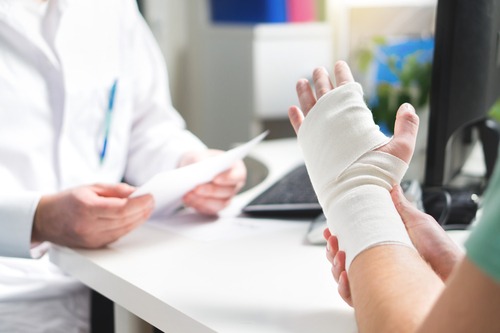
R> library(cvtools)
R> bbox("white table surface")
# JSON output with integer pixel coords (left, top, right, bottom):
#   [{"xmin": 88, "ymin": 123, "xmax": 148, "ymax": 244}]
[{"xmin": 50, "ymin": 138, "xmax": 358, "ymax": 333}]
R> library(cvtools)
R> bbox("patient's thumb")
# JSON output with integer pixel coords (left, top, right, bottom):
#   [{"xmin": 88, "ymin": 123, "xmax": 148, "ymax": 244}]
[
  {"xmin": 394, "ymin": 103, "xmax": 419, "ymax": 143},
  {"xmin": 391, "ymin": 103, "xmax": 419, "ymax": 162}
]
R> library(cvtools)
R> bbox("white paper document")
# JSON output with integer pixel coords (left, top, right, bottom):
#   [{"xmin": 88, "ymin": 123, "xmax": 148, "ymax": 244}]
[
  {"xmin": 147, "ymin": 209, "xmax": 303, "ymax": 242},
  {"xmin": 131, "ymin": 132, "xmax": 268, "ymax": 215}
]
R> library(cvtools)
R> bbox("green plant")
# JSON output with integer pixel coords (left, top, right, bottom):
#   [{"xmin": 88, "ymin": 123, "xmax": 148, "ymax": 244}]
[
  {"xmin": 489, "ymin": 98, "xmax": 500, "ymax": 124},
  {"xmin": 355, "ymin": 38, "xmax": 433, "ymax": 134}
]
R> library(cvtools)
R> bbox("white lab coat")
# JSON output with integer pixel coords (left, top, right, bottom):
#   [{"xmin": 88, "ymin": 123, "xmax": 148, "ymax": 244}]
[{"xmin": 0, "ymin": 0, "xmax": 205, "ymax": 330}]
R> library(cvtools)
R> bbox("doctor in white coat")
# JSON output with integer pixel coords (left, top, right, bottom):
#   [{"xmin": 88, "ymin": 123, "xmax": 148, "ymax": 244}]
[{"xmin": 0, "ymin": 0, "xmax": 246, "ymax": 331}]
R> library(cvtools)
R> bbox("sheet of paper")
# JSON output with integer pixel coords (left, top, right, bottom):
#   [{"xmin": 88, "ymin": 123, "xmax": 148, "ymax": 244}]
[
  {"xmin": 147, "ymin": 209, "xmax": 303, "ymax": 241},
  {"xmin": 131, "ymin": 132, "xmax": 268, "ymax": 215}
]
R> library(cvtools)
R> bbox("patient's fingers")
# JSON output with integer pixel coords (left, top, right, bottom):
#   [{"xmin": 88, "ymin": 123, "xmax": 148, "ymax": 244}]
[
  {"xmin": 333, "ymin": 61, "xmax": 355, "ymax": 87},
  {"xmin": 296, "ymin": 79, "xmax": 316, "ymax": 115},
  {"xmin": 291, "ymin": 61, "xmax": 354, "ymax": 133},
  {"xmin": 288, "ymin": 106, "xmax": 304, "ymax": 134},
  {"xmin": 313, "ymin": 67, "xmax": 334, "ymax": 100}
]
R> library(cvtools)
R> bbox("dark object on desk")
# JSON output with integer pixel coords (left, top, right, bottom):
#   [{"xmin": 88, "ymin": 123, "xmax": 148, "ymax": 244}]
[
  {"xmin": 422, "ymin": 187, "xmax": 479, "ymax": 230},
  {"xmin": 242, "ymin": 163, "xmax": 322, "ymax": 218}
]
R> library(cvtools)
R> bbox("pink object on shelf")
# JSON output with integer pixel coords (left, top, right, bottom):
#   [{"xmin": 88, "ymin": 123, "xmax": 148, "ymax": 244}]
[{"xmin": 287, "ymin": 0, "xmax": 316, "ymax": 22}]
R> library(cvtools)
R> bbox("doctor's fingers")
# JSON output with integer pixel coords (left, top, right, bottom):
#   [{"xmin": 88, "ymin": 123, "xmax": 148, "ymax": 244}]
[
  {"xmin": 213, "ymin": 161, "xmax": 247, "ymax": 186},
  {"xmin": 81, "ymin": 214, "xmax": 151, "ymax": 248},
  {"xmin": 91, "ymin": 183, "xmax": 136, "ymax": 198},
  {"xmin": 91, "ymin": 194, "xmax": 155, "ymax": 221},
  {"xmin": 93, "ymin": 209, "xmax": 154, "ymax": 243},
  {"xmin": 191, "ymin": 182, "xmax": 242, "ymax": 200},
  {"xmin": 63, "ymin": 206, "xmax": 152, "ymax": 248},
  {"xmin": 98, "ymin": 200, "xmax": 154, "ymax": 226},
  {"xmin": 183, "ymin": 194, "xmax": 231, "ymax": 216}
]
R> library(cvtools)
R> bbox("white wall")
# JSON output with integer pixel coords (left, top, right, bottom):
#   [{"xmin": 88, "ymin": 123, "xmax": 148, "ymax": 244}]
[
  {"xmin": 140, "ymin": 0, "xmax": 209, "ymax": 134},
  {"xmin": 140, "ymin": 0, "xmax": 437, "ymax": 147},
  {"xmin": 140, "ymin": 0, "xmax": 190, "ymax": 113}
]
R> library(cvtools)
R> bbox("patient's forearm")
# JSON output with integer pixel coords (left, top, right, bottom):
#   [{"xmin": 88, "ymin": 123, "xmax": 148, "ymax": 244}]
[
  {"xmin": 348, "ymin": 244, "xmax": 500, "ymax": 333},
  {"xmin": 348, "ymin": 245, "xmax": 443, "ymax": 333},
  {"xmin": 416, "ymin": 258, "xmax": 500, "ymax": 333}
]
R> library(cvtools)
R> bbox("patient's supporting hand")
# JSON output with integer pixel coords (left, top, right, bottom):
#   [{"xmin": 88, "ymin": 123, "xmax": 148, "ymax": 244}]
[
  {"xmin": 180, "ymin": 149, "xmax": 247, "ymax": 215},
  {"xmin": 391, "ymin": 184, "xmax": 464, "ymax": 280},
  {"xmin": 32, "ymin": 183, "xmax": 154, "ymax": 248}
]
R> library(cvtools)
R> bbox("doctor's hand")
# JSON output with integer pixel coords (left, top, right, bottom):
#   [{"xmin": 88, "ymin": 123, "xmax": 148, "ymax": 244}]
[
  {"xmin": 32, "ymin": 183, "xmax": 154, "ymax": 248},
  {"xmin": 179, "ymin": 150, "xmax": 247, "ymax": 215},
  {"xmin": 288, "ymin": 60, "xmax": 419, "ymax": 165}
]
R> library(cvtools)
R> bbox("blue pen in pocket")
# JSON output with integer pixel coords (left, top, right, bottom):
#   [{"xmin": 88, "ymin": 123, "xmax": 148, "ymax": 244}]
[{"xmin": 100, "ymin": 79, "xmax": 118, "ymax": 165}]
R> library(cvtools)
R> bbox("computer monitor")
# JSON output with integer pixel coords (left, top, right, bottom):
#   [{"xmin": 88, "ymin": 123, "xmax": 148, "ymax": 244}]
[{"xmin": 424, "ymin": 0, "xmax": 500, "ymax": 189}]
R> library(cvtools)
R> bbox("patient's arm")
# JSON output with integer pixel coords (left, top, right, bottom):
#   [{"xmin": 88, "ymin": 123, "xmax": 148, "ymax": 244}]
[
  {"xmin": 289, "ymin": 61, "xmax": 442, "ymax": 332},
  {"xmin": 416, "ymin": 258, "xmax": 500, "ymax": 333},
  {"xmin": 289, "ymin": 61, "xmax": 500, "ymax": 333}
]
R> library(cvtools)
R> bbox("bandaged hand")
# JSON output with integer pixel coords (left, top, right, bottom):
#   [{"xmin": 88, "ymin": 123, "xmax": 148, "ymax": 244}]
[{"xmin": 288, "ymin": 61, "xmax": 420, "ymax": 269}]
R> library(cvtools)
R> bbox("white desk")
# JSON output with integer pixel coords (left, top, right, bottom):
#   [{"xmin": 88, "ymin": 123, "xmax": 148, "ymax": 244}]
[{"xmin": 50, "ymin": 139, "xmax": 358, "ymax": 333}]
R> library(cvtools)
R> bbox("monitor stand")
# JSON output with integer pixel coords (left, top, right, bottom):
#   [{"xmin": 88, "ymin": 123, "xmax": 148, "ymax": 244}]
[
  {"xmin": 478, "ymin": 118, "xmax": 500, "ymax": 180},
  {"xmin": 423, "ymin": 118, "xmax": 499, "ymax": 230}
]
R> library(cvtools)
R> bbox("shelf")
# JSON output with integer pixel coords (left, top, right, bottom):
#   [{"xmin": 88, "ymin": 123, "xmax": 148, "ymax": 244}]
[{"xmin": 331, "ymin": 0, "xmax": 437, "ymax": 8}]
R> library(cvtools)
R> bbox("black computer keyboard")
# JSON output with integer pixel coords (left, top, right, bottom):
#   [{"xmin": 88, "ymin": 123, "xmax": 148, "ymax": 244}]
[{"xmin": 242, "ymin": 163, "xmax": 322, "ymax": 218}]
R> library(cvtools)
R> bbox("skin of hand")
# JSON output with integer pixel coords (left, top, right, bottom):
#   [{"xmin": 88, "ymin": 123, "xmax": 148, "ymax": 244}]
[
  {"xmin": 325, "ymin": 183, "xmax": 464, "ymax": 307},
  {"xmin": 179, "ymin": 149, "xmax": 247, "ymax": 215},
  {"xmin": 32, "ymin": 183, "xmax": 154, "ymax": 248}
]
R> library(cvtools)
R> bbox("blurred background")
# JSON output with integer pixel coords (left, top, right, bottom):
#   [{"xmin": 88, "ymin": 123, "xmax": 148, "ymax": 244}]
[{"xmin": 137, "ymin": 0, "xmax": 438, "ymax": 149}]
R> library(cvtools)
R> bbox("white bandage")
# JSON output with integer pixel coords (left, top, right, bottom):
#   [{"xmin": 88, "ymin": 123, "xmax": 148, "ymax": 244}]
[{"xmin": 298, "ymin": 82, "xmax": 414, "ymax": 269}]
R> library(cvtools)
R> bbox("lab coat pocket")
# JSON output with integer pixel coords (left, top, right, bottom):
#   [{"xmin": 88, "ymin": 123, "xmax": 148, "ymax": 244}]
[
  {"xmin": 60, "ymin": 78, "xmax": 133, "ymax": 184},
  {"xmin": 94, "ymin": 78, "xmax": 134, "ymax": 170}
]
